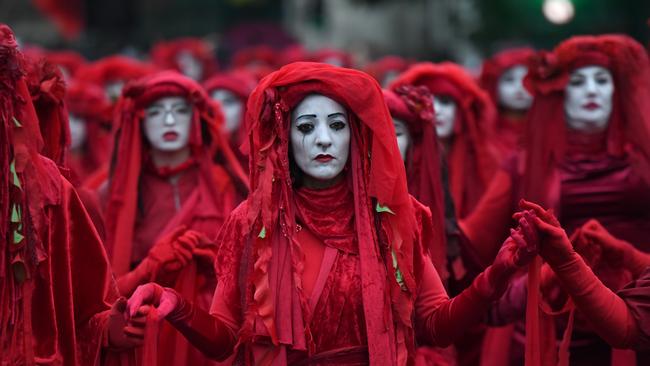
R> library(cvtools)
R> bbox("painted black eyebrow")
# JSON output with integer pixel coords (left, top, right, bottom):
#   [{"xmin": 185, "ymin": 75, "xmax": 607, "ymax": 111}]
[
  {"xmin": 328, "ymin": 112, "xmax": 346, "ymax": 119},
  {"xmin": 295, "ymin": 114, "xmax": 317, "ymax": 121}
]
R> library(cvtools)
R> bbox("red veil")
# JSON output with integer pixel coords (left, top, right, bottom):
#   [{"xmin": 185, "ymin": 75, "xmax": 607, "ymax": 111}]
[
  {"xmin": 383, "ymin": 86, "xmax": 447, "ymax": 277},
  {"xmin": 390, "ymin": 62, "xmax": 498, "ymax": 218},
  {"xmin": 522, "ymin": 34, "xmax": 650, "ymax": 206},
  {"xmin": 479, "ymin": 47, "xmax": 536, "ymax": 107},
  {"xmin": 150, "ymin": 37, "xmax": 218, "ymax": 81},
  {"xmin": 217, "ymin": 62, "xmax": 431, "ymax": 365}
]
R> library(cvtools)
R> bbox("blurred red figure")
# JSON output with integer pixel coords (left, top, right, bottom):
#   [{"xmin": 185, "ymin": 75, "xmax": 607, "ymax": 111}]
[
  {"xmin": 312, "ymin": 47, "xmax": 354, "ymax": 67},
  {"xmin": 102, "ymin": 71, "xmax": 248, "ymax": 366},
  {"xmin": 0, "ymin": 23, "xmax": 136, "ymax": 365},
  {"xmin": 151, "ymin": 37, "xmax": 218, "ymax": 82},
  {"xmin": 230, "ymin": 45, "xmax": 278, "ymax": 80},
  {"xmin": 367, "ymin": 56, "xmax": 411, "ymax": 87},
  {"xmin": 203, "ymin": 70, "xmax": 257, "ymax": 171},
  {"xmin": 479, "ymin": 47, "xmax": 536, "ymax": 158}
]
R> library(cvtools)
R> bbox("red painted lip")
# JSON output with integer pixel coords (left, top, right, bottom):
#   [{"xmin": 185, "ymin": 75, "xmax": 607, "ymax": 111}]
[
  {"xmin": 582, "ymin": 102, "xmax": 600, "ymax": 110},
  {"xmin": 315, "ymin": 154, "xmax": 334, "ymax": 162},
  {"xmin": 163, "ymin": 131, "xmax": 179, "ymax": 141}
]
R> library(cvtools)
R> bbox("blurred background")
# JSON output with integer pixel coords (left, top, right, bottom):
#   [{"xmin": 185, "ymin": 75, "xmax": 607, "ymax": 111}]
[{"xmin": 2, "ymin": 0, "xmax": 649, "ymax": 69}]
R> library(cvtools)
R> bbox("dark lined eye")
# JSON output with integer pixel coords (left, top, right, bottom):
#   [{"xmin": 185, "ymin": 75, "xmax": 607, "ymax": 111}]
[
  {"xmin": 297, "ymin": 123, "xmax": 314, "ymax": 134},
  {"xmin": 330, "ymin": 121, "xmax": 346, "ymax": 131},
  {"xmin": 146, "ymin": 109, "xmax": 162, "ymax": 117},
  {"xmin": 175, "ymin": 106, "xmax": 191, "ymax": 115},
  {"xmin": 568, "ymin": 75, "xmax": 585, "ymax": 86}
]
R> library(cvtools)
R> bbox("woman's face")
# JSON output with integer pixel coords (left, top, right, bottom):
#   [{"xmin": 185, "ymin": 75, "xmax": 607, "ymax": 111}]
[
  {"xmin": 68, "ymin": 114, "xmax": 87, "ymax": 150},
  {"xmin": 211, "ymin": 89, "xmax": 243, "ymax": 133},
  {"xmin": 177, "ymin": 51, "xmax": 204, "ymax": 81},
  {"xmin": 392, "ymin": 118, "xmax": 411, "ymax": 162},
  {"xmin": 143, "ymin": 96, "xmax": 193, "ymax": 152},
  {"xmin": 497, "ymin": 65, "xmax": 533, "ymax": 111},
  {"xmin": 433, "ymin": 95, "xmax": 457, "ymax": 139},
  {"xmin": 290, "ymin": 94, "xmax": 350, "ymax": 186},
  {"xmin": 564, "ymin": 65, "xmax": 614, "ymax": 133}
]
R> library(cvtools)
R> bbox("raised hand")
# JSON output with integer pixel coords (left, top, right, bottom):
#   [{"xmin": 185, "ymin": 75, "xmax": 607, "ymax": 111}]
[
  {"xmin": 126, "ymin": 283, "xmax": 180, "ymax": 320},
  {"xmin": 107, "ymin": 297, "xmax": 144, "ymax": 349},
  {"xmin": 515, "ymin": 199, "xmax": 572, "ymax": 266}
]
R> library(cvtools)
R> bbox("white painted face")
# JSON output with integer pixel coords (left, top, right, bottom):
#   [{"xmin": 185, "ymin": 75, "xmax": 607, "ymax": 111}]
[
  {"xmin": 290, "ymin": 94, "xmax": 350, "ymax": 184},
  {"xmin": 68, "ymin": 114, "xmax": 87, "ymax": 150},
  {"xmin": 497, "ymin": 65, "xmax": 533, "ymax": 111},
  {"xmin": 564, "ymin": 65, "xmax": 614, "ymax": 132},
  {"xmin": 177, "ymin": 51, "xmax": 204, "ymax": 81},
  {"xmin": 433, "ymin": 95, "xmax": 457, "ymax": 139},
  {"xmin": 392, "ymin": 118, "xmax": 411, "ymax": 162},
  {"xmin": 211, "ymin": 89, "xmax": 243, "ymax": 134},
  {"xmin": 105, "ymin": 81, "xmax": 125, "ymax": 103},
  {"xmin": 143, "ymin": 96, "xmax": 193, "ymax": 152}
]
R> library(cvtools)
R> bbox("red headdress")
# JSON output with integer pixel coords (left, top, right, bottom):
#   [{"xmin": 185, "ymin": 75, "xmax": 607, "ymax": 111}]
[
  {"xmin": 231, "ymin": 45, "xmax": 278, "ymax": 81},
  {"xmin": 105, "ymin": 71, "xmax": 248, "ymax": 276},
  {"xmin": 232, "ymin": 62, "xmax": 421, "ymax": 364},
  {"xmin": 75, "ymin": 55, "xmax": 156, "ymax": 98},
  {"xmin": 366, "ymin": 56, "xmax": 411, "ymax": 86},
  {"xmin": 522, "ymin": 34, "xmax": 650, "ymax": 205},
  {"xmin": 479, "ymin": 47, "xmax": 535, "ymax": 106},
  {"xmin": 390, "ymin": 62, "xmax": 498, "ymax": 218},
  {"xmin": 44, "ymin": 50, "xmax": 86, "ymax": 79},
  {"xmin": 65, "ymin": 80, "xmax": 113, "ymax": 179},
  {"xmin": 23, "ymin": 54, "xmax": 70, "ymax": 167},
  {"xmin": 383, "ymin": 86, "xmax": 446, "ymax": 275},
  {"xmin": 150, "ymin": 37, "xmax": 218, "ymax": 81},
  {"xmin": 203, "ymin": 70, "xmax": 257, "ymax": 161}
]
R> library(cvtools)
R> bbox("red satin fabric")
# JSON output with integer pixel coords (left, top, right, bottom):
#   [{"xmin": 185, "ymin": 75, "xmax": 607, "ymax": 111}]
[{"xmin": 390, "ymin": 62, "xmax": 499, "ymax": 218}]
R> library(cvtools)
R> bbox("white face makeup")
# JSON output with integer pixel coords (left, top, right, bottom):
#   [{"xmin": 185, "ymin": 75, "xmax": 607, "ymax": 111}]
[
  {"xmin": 290, "ymin": 94, "xmax": 350, "ymax": 185},
  {"xmin": 564, "ymin": 65, "xmax": 614, "ymax": 133},
  {"xmin": 211, "ymin": 89, "xmax": 243, "ymax": 134},
  {"xmin": 433, "ymin": 95, "xmax": 457, "ymax": 139},
  {"xmin": 143, "ymin": 96, "xmax": 193, "ymax": 152},
  {"xmin": 393, "ymin": 118, "xmax": 411, "ymax": 162},
  {"xmin": 497, "ymin": 65, "xmax": 533, "ymax": 111},
  {"xmin": 177, "ymin": 51, "xmax": 204, "ymax": 81},
  {"xmin": 105, "ymin": 80, "xmax": 125, "ymax": 103},
  {"xmin": 68, "ymin": 114, "xmax": 87, "ymax": 151}
]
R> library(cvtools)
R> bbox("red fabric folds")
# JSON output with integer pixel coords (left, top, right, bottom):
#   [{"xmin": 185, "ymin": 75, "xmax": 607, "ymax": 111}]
[{"xmin": 390, "ymin": 62, "xmax": 498, "ymax": 218}]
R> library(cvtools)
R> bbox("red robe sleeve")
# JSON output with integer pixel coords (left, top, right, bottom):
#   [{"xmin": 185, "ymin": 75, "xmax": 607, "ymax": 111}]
[{"xmin": 616, "ymin": 266, "xmax": 650, "ymax": 350}]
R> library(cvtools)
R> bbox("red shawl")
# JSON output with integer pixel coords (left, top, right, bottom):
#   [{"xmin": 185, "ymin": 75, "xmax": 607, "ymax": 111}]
[
  {"xmin": 0, "ymin": 23, "xmax": 130, "ymax": 365},
  {"xmin": 383, "ymin": 87, "xmax": 447, "ymax": 278},
  {"xmin": 150, "ymin": 37, "xmax": 218, "ymax": 81},
  {"xmin": 390, "ymin": 62, "xmax": 498, "ymax": 218},
  {"xmin": 220, "ymin": 62, "xmax": 423, "ymax": 365}
]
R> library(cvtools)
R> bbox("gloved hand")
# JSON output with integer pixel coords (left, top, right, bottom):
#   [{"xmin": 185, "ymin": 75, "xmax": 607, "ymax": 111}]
[
  {"xmin": 148, "ymin": 226, "xmax": 195, "ymax": 273},
  {"xmin": 579, "ymin": 219, "xmax": 650, "ymax": 277},
  {"xmin": 179, "ymin": 230, "xmax": 216, "ymax": 265},
  {"xmin": 516, "ymin": 199, "xmax": 572, "ymax": 267},
  {"xmin": 126, "ymin": 283, "xmax": 181, "ymax": 321},
  {"xmin": 474, "ymin": 209, "xmax": 539, "ymax": 300},
  {"xmin": 107, "ymin": 297, "xmax": 144, "ymax": 349}
]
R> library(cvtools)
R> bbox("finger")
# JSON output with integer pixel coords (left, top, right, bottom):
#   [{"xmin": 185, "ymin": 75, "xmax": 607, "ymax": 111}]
[
  {"xmin": 111, "ymin": 297, "xmax": 127, "ymax": 315},
  {"xmin": 129, "ymin": 314, "xmax": 148, "ymax": 328},
  {"xmin": 126, "ymin": 287, "xmax": 148, "ymax": 319},
  {"xmin": 167, "ymin": 225, "xmax": 188, "ymax": 240},
  {"xmin": 177, "ymin": 234, "xmax": 198, "ymax": 250},
  {"xmin": 532, "ymin": 215, "xmax": 560, "ymax": 235},
  {"xmin": 124, "ymin": 325, "xmax": 146, "ymax": 340},
  {"xmin": 173, "ymin": 244, "xmax": 194, "ymax": 263},
  {"xmin": 192, "ymin": 248, "xmax": 216, "ymax": 261},
  {"xmin": 157, "ymin": 297, "xmax": 177, "ymax": 318}
]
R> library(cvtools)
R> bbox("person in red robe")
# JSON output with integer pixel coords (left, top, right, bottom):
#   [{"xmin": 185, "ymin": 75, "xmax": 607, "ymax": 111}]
[
  {"xmin": 102, "ymin": 70, "xmax": 248, "ymax": 365},
  {"xmin": 123, "ymin": 62, "xmax": 539, "ymax": 366},
  {"xmin": 479, "ymin": 48, "xmax": 535, "ymax": 159},
  {"xmin": 150, "ymin": 37, "xmax": 218, "ymax": 82},
  {"xmin": 464, "ymin": 35, "xmax": 650, "ymax": 365},
  {"xmin": 203, "ymin": 70, "xmax": 258, "ymax": 171},
  {"xmin": 0, "ymin": 23, "xmax": 136, "ymax": 365},
  {"xmin": 390, "ymin": 62, "xmax": 499, "ymax": 220}
]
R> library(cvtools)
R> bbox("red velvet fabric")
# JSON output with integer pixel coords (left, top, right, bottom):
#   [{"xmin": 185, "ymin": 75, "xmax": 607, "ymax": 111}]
[
  {"xmin": 390, "ymin": 62, "xmax": 499, "ymax": 218},
  {"xmin": 0, "ymin": 24, "xmax": 131, "ymax": 365},
  {"xmin": 383, "ymin": 87, "xmax": 447, "ymax": 278},
  {"xmin": 150, "ymin": 38, "xmax": 218, "ymax": 81},
  {"xmin": 104, "ymin": 71, "xmax": 247, "ymax": 365}
]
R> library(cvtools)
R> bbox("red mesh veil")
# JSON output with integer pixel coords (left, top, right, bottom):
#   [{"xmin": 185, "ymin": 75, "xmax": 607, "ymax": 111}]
[
  {"xmin": 522, "ymin": 34, "xmax": 650, "ymax": 205},
  {"xmin": 390, "ymin": 62, "xmax": 498, "ymax": 217}
]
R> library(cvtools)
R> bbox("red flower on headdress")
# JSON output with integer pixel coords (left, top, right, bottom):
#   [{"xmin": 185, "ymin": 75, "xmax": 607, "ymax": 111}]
[
  {"xmin": 394, "ymin": 84, "xmax": 434, "ymax": 123},
  {"xmin": 524, "ymin": 50, "xmax": 568, "ymax": 95}
]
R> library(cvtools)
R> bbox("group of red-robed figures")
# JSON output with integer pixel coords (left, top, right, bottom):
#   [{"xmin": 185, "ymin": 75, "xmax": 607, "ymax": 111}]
[{"xmin": 3, "ymin": 21, "xmax": 650, "ymax": 366}]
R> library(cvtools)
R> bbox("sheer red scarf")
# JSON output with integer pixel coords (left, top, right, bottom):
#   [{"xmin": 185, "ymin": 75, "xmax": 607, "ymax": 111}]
[
  {"xmin": 104, "ymin": 71, "xmax": 248, "ymax": 276},
  {"xmin": 390, "ymin": 62, "xmax": 498, "ymax": 218},
  {"xmin": 237, "ymin": 62, "xmax": 420, "ymax": 365}
]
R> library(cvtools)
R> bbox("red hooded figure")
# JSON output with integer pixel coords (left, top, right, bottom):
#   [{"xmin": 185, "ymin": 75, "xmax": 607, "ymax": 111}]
[
  {"xmin": 123, "ymin": 62, "xmax": 538, "ymax": 366},
  {"xmin": 44, "ymin": 49, "xmax": 86, "ymax": 80},
  {"xmin": 103, "ymin": 71, "xmax": 248, "ymax": 365},
  {"xmin": 0, "ymin": 23, "xmax": 136, "ymax": 365},
  {"xmin": 150, "ymin": 37, "xmax": 218, "ymax": 82},
  {"xmin": 311, "ymin": 48, "xmax": 354, "ymax": 68},
  {"xmin": 230, "ymin": 45, "xmax": 278, "ymax": 81},
  {"xmin": 391, "ymin": 62, "xmax": 499, "ymax": 219},
  {"xmin": 479, "ymin": 47, "xmax": 536, "ymax": 158},
  {"xmin": 465, "ymin": 35, "xmax": 650, "ymax": 366},
  {"xmin": 367, "ymin": 56, "xmax": 411, "ymax": 87},
  {"xmin": 203, "ymin": 70, "xmax": 258, "ymax": 171}
]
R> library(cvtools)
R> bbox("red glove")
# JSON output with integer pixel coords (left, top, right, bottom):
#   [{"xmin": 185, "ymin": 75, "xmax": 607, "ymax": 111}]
[
  {"xmin": 519, "ymin": 199, "xmax": 640, "ymax": 349},
  {"xmin": 148, "ymin": 226, "xmax": 196, "ymax": 273},
  {"xmin": 579, "ymin": 219, "xmax": 650, "ymax": 278},
  {"xmin": 107, "ymin": 297, "xmax": 144, "ymax": 349}
]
